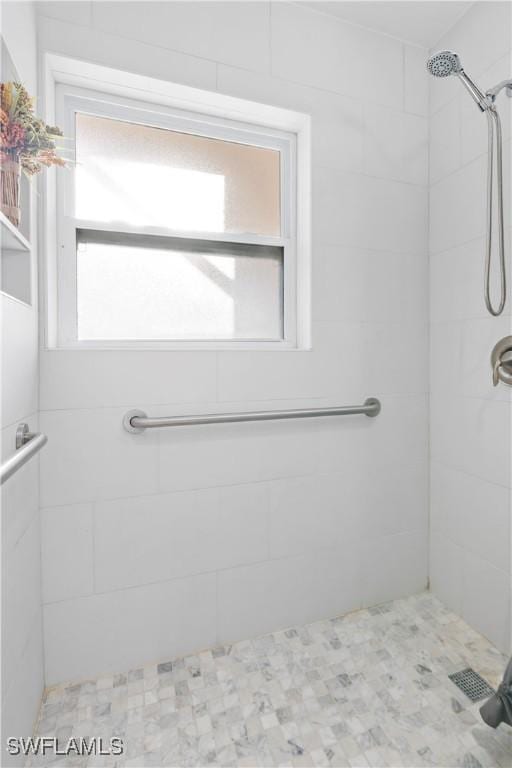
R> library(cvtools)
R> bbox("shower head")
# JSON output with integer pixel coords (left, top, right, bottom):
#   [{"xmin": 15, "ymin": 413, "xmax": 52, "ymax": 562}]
[
  {"xmin": 427, "ymin": 50, "xmax": 462, "ymax": 78},
  {"xmin": 427, "ymin": 50, "xmax": 490, "ymax": 111}
]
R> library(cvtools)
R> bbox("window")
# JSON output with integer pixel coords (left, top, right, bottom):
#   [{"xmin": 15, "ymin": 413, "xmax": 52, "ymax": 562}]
[
  {"xmin": 76, "ymin": 230, "xmax": 283, "ymax": 342},
  {"xmin": 54, "ymin": 83, "xmax": 301, "ymax": 348}
]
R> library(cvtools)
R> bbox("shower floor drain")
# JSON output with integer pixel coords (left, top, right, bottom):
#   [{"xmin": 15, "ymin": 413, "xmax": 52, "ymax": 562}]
[{"xmin": 448, "ymin": 668, "xmax": 495, "ymax": 702}]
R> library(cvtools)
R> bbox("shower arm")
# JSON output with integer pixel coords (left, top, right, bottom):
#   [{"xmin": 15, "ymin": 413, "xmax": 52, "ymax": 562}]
[{"xmin": 486, "ymin": 79, "xmax": 512, "ymax": 102}]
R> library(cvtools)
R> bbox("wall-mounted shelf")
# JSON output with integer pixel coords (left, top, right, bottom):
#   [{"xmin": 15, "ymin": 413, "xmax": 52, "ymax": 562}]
[
  {"xmin": 0, "ymin": 38, "xmax": 33, "ymax": 306},
  {"xmin": 0, "ymin": 210, "xmax": 32, "ymax": 306},
  {"xmin": 0, "ymin": 211, "xmax": 31, "ymax": 252}
]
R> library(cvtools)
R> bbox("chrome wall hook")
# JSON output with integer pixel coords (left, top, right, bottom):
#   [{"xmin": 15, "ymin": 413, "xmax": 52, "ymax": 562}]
[{"xmin": 491, "ymin": 336, "xmax": 512, "ymax": 386}]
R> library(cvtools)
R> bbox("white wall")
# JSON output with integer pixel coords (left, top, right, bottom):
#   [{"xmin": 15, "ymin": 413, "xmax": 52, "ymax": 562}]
[
  {"xmin": 36, "ymin": 1, "xmax": 430, "ymax": 685},
  {"xmin": 1, "ymin": 0, "xmax": 44, "ymax": 757},
  {"xmin": 429, "ymin": 1, "xmax": 512, "ymax": 653}
]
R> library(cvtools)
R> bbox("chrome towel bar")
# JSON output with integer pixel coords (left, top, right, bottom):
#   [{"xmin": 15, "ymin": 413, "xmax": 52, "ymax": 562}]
[
  {"xmin": 123, "ymin": 397, "xmax": 381, "ymax": 433},
  {"xmin": 0, "ymin": 423, "xmax": 48, "ymax": 485}
]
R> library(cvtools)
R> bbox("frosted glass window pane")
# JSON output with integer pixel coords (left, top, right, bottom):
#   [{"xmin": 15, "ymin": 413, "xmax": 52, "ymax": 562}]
[
  {"xmin": 76, "ymin": 233, "xmax": 283, "ymax": 341},
  {"xmin": 75, "ymin": 113, "xmax": 281, "ymax": 236}
]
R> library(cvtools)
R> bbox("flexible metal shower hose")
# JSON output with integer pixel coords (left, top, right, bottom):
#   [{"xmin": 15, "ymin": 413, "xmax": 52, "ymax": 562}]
[{"xmin": 485, "ymin": 106, "xmax": 507, "ymax": 316}]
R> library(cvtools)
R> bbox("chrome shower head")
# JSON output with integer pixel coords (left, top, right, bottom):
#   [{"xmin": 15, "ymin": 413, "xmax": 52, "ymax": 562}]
[
  {"xmin": 427, "ymin": 50, "xmax": 462, "ymax": 77},
  {"xmin": 427, "ymin": 50, "xmax": 489, "ymax": 111}
]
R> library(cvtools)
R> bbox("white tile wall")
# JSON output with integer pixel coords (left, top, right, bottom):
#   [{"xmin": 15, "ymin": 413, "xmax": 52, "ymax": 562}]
[
  {"xmin": 314, "ymin": 166, "xmax": 428, "ymax": 254},
  {"xmin": 156, "ymin": 419, "xmax": 320, "ymax": 492},
  {"xmin": 462, "ymin": 552, "xmax": 511, "ymax": 653},
  {"xmin": 1, "ymin": 298, "xmax": 38, "ymax": 430},
  {"xmin": 268, "ymin": 473, "xmax": 361, "ymax": 558},
  {"xmin": 363, "ymin": 105, "xmax": 428, "ymax": 185},
  {"xmin": 41, "ymin": 504, "xmax": 94, "ymax": 603},
  {"xmin": 92, "ymin": 1, "xmax": 271, "ymax": 73},
  {"xmin": 430, "ymin": 154, "xmax": 488, "ymax": 256},
  {"xmin": 429, "ymin": 99, "xmax": 461, "ymax": 184},
  {"xmin": 361, "ymin": 530, "xmax": 428, "ymax": 606},
  {"xmin": 313, "ymin": 246, "xmax": 428, "ymax": 325},
  {"xmin": 2, "ymin": 512, "xmax": 42, "ymax": 691},
  {"xmin": 39, "ymin": 408, "xmax": 160, "ymax": 507},
  {"xmin": 1, "ymin": 626, "xmax": 44, "ymax": 757},
  {"xmin": 217, "ymin": 553, "xmax": 332, "ymax": 642},
  {"xmin": 43, "ymin": 572, "xmax": 217, "ymax": 683},
  {"xmin": 36, "ymin": 0, "xmax": 92, "ymax": 26},
  {"xmin": 36, "ymin": 1, "xmax": 430, "ymax": 684},
  {"xmin": 39, "ymin": 350, "xmax": 217, "ymax": 411},
  {"xmin": 428, "ymin": 1, "xmax": 512, "ymax": 653},
  {"xmin": 429, "ymin": 534, "xmax": 464, "ymax": 614},
  {"xmin": 36, "ymin": 15, "xmax": 217, "ymax": 91},
  {"xmin": 431, "ymin": 463, "xmax": 510, "ymax": 574},
  {"xmin": 1, "ymin": 2, "xmax": 44, "ymax": 757},
  {"xmin": 225, "ymin": 546, "xmax": 370, "ymax": 646},
  {"xmin": 93, "ymin": 484, "xmax": 269, "ymax": 593},
  {"xmin": 404, "ymin": 44, "xmax": 429, "ymax": 117},
  {"xmin": 270, "ymin": 3, "xmax": 404, "ymax": 108},
  {"xmin": 430, "ymin": 394, "xmax": 510, "ymax": 488}
]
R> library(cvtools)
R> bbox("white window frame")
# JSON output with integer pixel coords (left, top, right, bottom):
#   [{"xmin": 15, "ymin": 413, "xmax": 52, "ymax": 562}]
[{"xmin": 46, "ymin": 64, "xmax": 310, "ymax": 350}]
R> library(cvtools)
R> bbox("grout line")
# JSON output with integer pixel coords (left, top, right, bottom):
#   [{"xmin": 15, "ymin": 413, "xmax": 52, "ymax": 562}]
[
  {"xmin": 430, "ymin": 230, "xmax": 504, "ymax": 261},
  {"xmin": 91, "ymin": 502, "xmax": 97, "ymax": 595},
  {"xmin": 402, "ymin": 43, "xmax": 406, "ymax": 114},
  {"xmin": 287, "ymin": 0, "xmax": 429, "ymax": 50},
  {"xmin": 430, "ymin": 315, "xmax": 512, "ymax": 326},
  {"xmin": 37, "ymin": 387, "xmax": 428, "ymax": 415},
  {"xmin": 315, "ymin": 157, "xmax": 430, "ymax": 190},
  {"xmin": 39, "ymin": 11, "xmax": 225, "ymax": 72},
  {"xmin": 431, "ymin": 529, "xmax": 510, "ymax": 580},
  {"xmin": 42, "ymin": 531, "xmax": 429, "ymax": 610},
  {"xmin": 265, "ymin": 481, "xmax": 272, "ymax": 563},
  {"xmin": 429, "ymin": 2, "xmax": 477, "ymax": 54},
  {"xmin": 214, "ymin": 569, "xmax": 220, "ymax": 648},
  {"xmin": 426, "ymin": 73, "xmax": 432, "ymax": 593},
  {"xmin": 39, "ymin": 456, "xmax": 430, "ymax": 512},
  {"xmin": 430, "ymin": 130, "xmax": 512, "ymax": 187},
  {"xmin": 430, "ymin": 457, "xmax": 512, "ymax": 492},
  {"xmin": 218, "ymin": 56, "xmax": 428, "ymax": 119},
  {"xmin": 268, "ymin": 1, "xmax": 273, "ymax": 77},
  {"xmin": 431, "ymin": 457, "xmax": 512, "ymax": 490}
]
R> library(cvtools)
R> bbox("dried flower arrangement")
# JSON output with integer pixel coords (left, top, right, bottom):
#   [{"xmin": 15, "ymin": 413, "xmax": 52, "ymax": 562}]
[{"xmin": 1, "ymin": 81, "xmax": 67, "ymax": 227}]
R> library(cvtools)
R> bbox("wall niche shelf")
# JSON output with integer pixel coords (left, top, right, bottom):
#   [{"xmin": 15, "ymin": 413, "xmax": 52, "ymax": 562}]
[
  {"xmin": 0, "ymin": 37, "xmax": 33, "ymax": 306},
  {"xmin": 1, "ymin": 210, "xmax": 32, "ymax": 304},
  {"xmin": 0, "ymin": 211, "xmax": 31, "ymax": 252}
]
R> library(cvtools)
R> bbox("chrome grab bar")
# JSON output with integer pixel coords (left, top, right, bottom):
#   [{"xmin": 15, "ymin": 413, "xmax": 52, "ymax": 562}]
[
  {"xmin": 0, "ymin": 423, "xmax": 48, "ymax": 485},
  {"xmin": 123, "ymin": 398, "xmax": 381, "ymax": 433}
]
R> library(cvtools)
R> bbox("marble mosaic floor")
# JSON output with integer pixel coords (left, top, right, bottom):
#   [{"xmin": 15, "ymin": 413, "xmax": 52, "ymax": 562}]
[{"xmin": 30, "ymin": 593, "xmax": 512, "ymax": 768}]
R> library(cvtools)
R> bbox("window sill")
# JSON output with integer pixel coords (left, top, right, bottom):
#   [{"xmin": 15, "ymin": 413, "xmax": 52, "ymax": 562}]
[{"xmin": 47, "ymin": 341, "xmax": 309, "ymax": 352}]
